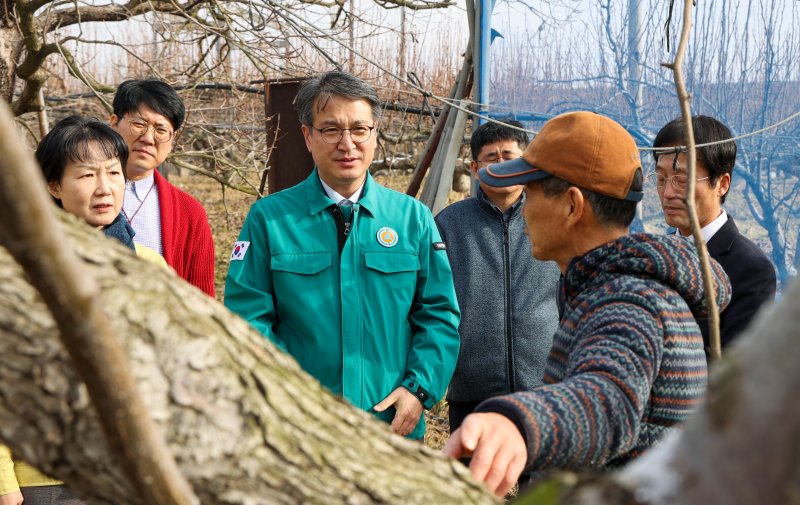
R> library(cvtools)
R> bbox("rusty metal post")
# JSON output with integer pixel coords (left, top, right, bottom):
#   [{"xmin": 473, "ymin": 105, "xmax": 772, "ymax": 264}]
[{"xmin": 261, "ymin": 78, "xmax": 314, "ymax": 195}]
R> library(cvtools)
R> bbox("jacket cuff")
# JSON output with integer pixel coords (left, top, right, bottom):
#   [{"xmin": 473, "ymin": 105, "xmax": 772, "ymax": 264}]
[{"xmin": 401, "ymin": 378, "xmax": 435, "ymax": 410}]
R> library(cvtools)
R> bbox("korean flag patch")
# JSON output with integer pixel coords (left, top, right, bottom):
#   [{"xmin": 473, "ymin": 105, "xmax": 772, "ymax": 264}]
[{"xmin": 230, "ymin": 241, "xmax": 251, "ymax": 261}]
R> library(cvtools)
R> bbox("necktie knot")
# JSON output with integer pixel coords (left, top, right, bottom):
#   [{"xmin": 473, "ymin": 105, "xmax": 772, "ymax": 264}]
[{"xmin": 338, "ymin": 199, "xmax": 353, "ymax": 223}]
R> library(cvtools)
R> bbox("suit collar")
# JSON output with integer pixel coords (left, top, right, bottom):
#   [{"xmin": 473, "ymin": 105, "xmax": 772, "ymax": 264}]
[{"xmin": 706, "ymin": 214, "xmax": 739, "ymax": 256}]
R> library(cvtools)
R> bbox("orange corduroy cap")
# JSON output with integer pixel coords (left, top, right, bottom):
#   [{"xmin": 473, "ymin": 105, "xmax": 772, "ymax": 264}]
[{"xmin": 479, "ymin": 111, "xmax": 643, "ymax": 202}]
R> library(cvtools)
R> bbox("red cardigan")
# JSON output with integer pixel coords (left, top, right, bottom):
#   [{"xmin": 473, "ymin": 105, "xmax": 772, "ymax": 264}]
[{"xmin": 154, "ymin": 170, "xmax": 216, "ymax": 297}]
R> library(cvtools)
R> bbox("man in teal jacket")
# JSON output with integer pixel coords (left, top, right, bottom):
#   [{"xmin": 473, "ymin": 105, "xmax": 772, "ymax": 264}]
[{"xmin": 224, "ymin": 71, "xmax": 460, "ymax": 440}]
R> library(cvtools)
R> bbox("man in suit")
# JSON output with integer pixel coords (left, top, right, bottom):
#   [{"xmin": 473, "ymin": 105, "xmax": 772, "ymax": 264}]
[{"xmin": 652, "ymin": 115, "xmax": 776, "ymax": 350}]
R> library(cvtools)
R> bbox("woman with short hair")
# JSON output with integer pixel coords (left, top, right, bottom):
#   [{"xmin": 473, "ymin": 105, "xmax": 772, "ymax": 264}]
[{"xmin": 0, "ymin": 115, "xmax": 166, "ymax": 505}]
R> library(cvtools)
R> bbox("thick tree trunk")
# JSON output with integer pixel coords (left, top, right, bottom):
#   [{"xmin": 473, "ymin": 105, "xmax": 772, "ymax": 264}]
[{"xmin": 0, "ymin": 211, "xmax": 494, "ymax": 504}]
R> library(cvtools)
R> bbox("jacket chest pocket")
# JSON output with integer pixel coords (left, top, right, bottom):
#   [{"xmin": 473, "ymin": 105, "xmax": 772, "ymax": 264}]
[
  {"xmin": 363, "ymin": 251, "xmax": 421, "ymax": 317},
  {"xmin": 271, "ymin": 252, "xmax": 333, "ymax": 300},
  {"xmin": 272, "ymin": 252, "xmax": 332, "ymax": 274},
  {"xmin": 364, "ymin": 251, "xmax": 420, "ymax": 274}
]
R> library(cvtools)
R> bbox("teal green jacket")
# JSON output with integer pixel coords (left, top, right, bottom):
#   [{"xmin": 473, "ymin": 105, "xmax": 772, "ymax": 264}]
[{"xmin": 224, "ymin": 171, "xmax": 460, "ymax": 439}]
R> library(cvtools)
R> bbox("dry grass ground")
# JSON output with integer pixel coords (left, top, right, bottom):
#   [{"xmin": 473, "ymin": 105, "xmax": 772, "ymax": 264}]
[{"xmin": 170, "ymin": 171, "xmax": 469, "ymax": 450}]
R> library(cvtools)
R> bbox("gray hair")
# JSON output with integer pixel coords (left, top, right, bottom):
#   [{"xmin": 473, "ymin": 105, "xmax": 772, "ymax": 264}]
[{"xmin": 295, "ymin": 71, "xmax": 381, "ymax": 126}]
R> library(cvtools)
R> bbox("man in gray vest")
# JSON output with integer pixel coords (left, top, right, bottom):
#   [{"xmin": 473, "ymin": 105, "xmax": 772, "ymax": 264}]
[{"xmin": 435, "ymin": 120, "xmax": 561, "ymax": 434}]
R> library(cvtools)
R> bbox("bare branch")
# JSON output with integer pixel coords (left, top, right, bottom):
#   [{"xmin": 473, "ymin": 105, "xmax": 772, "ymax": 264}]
[{"xmin": 662, "ymin": 0, "xmax": 723, "ymax": 360}]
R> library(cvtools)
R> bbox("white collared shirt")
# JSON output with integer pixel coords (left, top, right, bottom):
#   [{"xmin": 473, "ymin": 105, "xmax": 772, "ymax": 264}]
[
  {"xmin": 319, "ymin": 177, "xmax": 365, "ymax": 204},
  {"xmin": 677, "ymin": 209, "xmax": 728, "ymax": 243},
  {"xmin": 124, "ymin": 175, "xmax": 163, "ymax": 255}
]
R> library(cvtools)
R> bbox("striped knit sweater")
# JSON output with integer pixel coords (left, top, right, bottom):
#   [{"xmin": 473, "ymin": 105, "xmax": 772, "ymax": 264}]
[{"xmin": 477, "ymin": 233, "xmax": 731, "ymax": 472}]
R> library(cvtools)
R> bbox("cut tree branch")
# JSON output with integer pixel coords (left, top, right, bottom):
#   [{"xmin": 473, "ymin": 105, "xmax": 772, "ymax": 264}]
[{"xmin": 661, "ymin": 0, "xmax": 722, "ymax": 361}]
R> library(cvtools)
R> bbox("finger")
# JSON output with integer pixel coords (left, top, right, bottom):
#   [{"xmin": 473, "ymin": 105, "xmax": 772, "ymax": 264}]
[
  {"xmin": 482, "ymin": 442, "xmax": 514, "ymax": 496},
  {"xmin": 458, "ymin": 415, "xmax": 482, "ymax": 453},
  {"xmin": 401, "ymin": 413, "xmax": 416, "ymax": 436},
  {"xmin": 498, "ymin": 452, "xmax": 528, "ymax": 497},
  {"xmin": 393, "ymin": 407, "xmax": 415, "ymax": 436},
  {"xmin": 443, "ymin": 429, "xmax": 467, "ymax": 459},
  {"xmin": 468, "ymin": 425, "xmax": 502, "ymax": 484},
  {"xmin": 390, "ymin": 412, "xmax": 404, "ymax": 433},
  {"xmin": 373, "ymin": 390, "xmax": 399, "ymax": 412}
]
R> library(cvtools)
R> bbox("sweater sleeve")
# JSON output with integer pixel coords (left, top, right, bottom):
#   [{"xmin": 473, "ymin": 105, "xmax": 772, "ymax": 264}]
[
  {"xmin": 186, "ymin": 201, "xmax": 216, "ymax": 297},
  {"xmin": 0, "ymin": 445, "xmax": 20, "ymax": 495},
  {"xmin": 477, "ymin": 295, "xmax": 662, "ymax": 471}
]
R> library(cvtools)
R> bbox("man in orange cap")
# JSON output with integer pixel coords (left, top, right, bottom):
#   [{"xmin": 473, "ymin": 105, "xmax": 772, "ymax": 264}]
[{"xmin": 444, "ymin": 111, "xmax": 731, "ymax": 497}]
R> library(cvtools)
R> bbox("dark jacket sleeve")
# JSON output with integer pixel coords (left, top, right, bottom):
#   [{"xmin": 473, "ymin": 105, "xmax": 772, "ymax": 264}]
[{"xmin": 717, "ymin": 240, "xmax": 776, "ymax": 346}]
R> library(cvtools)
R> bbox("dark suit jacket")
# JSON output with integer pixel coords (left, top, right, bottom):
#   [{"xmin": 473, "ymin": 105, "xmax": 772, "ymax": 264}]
[{"xmin": 698, "ymin": 215, "xmax": 776, "ymax": 349}]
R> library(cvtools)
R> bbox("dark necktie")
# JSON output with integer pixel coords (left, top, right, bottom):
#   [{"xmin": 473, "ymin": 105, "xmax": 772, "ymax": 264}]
[
  {"xmin": 335, "ymin": 200, "xmax": 353, "ymax": 253},
  {"xmin": 339, "ymin": 199, "xmax": 353, "ymax": 224}
]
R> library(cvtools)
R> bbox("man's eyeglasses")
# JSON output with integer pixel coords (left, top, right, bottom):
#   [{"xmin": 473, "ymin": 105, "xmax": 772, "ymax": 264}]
[
  {"xmin": 314, "ymin": 125, "xmax": 375, "ymax": 144},
  {"xmin": 648, "ymin": 172, "xmax": 710, "ymax": 190},
  {"xmin": 125, "ymin": 117, "xmax": 175, "ymax": 144}
]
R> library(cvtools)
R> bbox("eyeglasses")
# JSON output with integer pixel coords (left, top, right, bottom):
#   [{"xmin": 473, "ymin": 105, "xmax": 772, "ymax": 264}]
[
  {"xmin": 648, "ymin": 172, "xmax": 710, "ymax": 190},
  {"xmin": 477, "ymin": 155, "xmax": 522, "ymax": 165},
  {"xmin": 125, "ymin": 117, "xmax": 175, "ymax": 144},
  {"xmin": 313, "ymin": 125, "xmax": 375, "ymax": 144}
]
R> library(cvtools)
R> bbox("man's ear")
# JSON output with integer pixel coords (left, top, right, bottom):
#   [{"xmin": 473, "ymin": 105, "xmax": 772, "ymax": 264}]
[
  {"xmin": 564, "ymin": 186, "xmax": 585, "ymax": 222},
  {"xmin": 469, "ymin": 160, "xmax": 479, "ymax": 180},
  {"xmin": 717, "ymin": 172, "xmax": 732, "ymax": 199},
  {"xmin": 301, "ymin": 125, "xmax": 313, "ymax": 153},
  {"xmin": 110, "ymin": 114, "xmax": 119, "ymax": 128},
  {"xmin": 47, "ymin": 181, "xmax": 62, "ymax": 200}
]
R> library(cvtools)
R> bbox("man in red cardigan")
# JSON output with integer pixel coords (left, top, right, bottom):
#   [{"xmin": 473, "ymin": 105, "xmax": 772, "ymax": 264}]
[{"xmin": 110, "ymin": 79, "xmax": 216, "ymax": 297}]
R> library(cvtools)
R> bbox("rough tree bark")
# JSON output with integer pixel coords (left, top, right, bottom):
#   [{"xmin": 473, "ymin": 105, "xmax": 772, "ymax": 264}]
[
  {"xmin": 0, "ymin": 1, "xmax": 23, "ymax": 103},
  {"xmin": 0, "ymin": 211, "xmax": 495, "ymax": 504}
]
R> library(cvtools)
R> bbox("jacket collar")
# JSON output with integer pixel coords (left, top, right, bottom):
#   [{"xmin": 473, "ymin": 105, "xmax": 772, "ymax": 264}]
[
  {"xmin": 304, "ymin": 169, "xmax": 377, "ymax": 217},
  {"xmin": 476, "ymin": 186, "xmax": 524, "ymax": 218},
  {"xmin": 706, "ymin": 214, "xmax": 739, "ymax": 256},
  {"xmin": 102, "ymin": 213, "xmax": 137, "ymax": 250}
]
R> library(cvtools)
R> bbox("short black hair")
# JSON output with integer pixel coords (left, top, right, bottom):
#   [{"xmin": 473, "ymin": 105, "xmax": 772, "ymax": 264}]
[
  {"xmin": 534, "ymin": 168, "xmax": 643, "ymax": 228},
  {"xmin": 295, "ymin": 71, "xmax": 381, "ymax": 126},
  {"xmin": 35, "ymin": 116, "xmax": 129, "ymax": 206},
  {"xmin": 652, "ymin": 115, "xmax": 736, "ymax": 204},
  {"xmin": 113, "ymin": 79, "xmax": 186, "ymax": 130},
  {"xmin": 470, "ymin": 120, "xmax": 529, "ymax": 160}
]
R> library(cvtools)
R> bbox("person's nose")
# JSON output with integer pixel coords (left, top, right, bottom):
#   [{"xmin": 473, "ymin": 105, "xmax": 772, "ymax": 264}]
[
  {"xmin": 138, "ymin": 125, "xmax": 156, "ymax": 144},
  {"xmin": 96, "ymin": 173, "xmax": 112, "ymax": 195},
  {"xmin": 662, "ymin": 178, "xmax": 681, "ymax": 200},
  {"xmin": 337, "ymin": 130, "xmax": 357, "ymax": 151}
]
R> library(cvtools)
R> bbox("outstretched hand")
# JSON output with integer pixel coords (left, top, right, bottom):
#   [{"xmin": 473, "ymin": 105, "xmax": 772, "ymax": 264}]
[
  {"xmin": 443, "ymin": 412, "xmax": 527, "ymax": 497},
  {"xmin": 373, "ymin": 387, "xmax": 423, "ymax": 436}
]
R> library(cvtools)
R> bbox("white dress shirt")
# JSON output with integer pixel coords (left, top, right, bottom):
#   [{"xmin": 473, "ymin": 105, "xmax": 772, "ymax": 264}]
[
  {"xmin": 123, "ymin": 175, "xmax": 163, "ymax": 255},
  {"xmin": 677, "ymin": 209, "xmax": 728, "ymax": 244}
]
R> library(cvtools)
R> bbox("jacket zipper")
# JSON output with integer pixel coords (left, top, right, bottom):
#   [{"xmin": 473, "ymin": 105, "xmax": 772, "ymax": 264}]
[{"xmin": 503, "ymin": 219, "xmax": 515, "ymax": 393}]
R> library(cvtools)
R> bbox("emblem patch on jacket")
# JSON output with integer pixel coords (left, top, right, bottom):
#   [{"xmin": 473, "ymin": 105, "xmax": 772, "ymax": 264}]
[
  {"xmin": 230, "ymin": 241, "xmax": 251, "ymax": 261},
  {"xmin": 433, "ymin": 242, "xmax": 446, "ymax": 251},
  {"xmin": 377, "ymin": 227, "xmax": 398, "ymax": 247}
]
